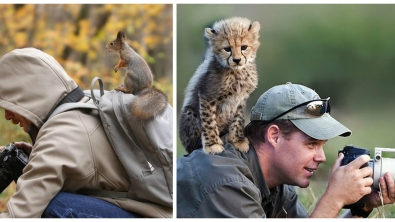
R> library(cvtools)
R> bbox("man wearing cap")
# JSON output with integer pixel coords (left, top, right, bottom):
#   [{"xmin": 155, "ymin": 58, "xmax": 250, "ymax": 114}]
[{"xmin": 177, "ymin": 82, "xmax": 395, "ymax": 218}]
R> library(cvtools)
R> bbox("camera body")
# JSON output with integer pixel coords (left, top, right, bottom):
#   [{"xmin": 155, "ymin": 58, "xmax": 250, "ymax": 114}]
[
  {"xmin": 0, "ymin": 143, "xmax": 29, "ymax": 193},
  {"xmin": 339, "ymin": 145, "xmax": 395, "ymax": 190},
  {"xmin": 339, "ymin": 145, "xmax": 373, "ymax": 169}
]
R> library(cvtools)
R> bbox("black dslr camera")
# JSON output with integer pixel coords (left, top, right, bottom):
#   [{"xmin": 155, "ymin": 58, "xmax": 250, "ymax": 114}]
[
  {"xmin": 339, "ymin": 145, "xmax": 373, "ymax": 169},
  {"xmin": 0, "ymin": 143, "xmax": 29, "ymax": 193}
]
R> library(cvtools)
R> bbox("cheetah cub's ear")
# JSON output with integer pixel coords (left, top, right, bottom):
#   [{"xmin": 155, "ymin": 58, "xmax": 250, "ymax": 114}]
[
  {"xmin": 248, "ymin": 21, "xmax": 261, "ymax": 34},
  {"xmin": 204, "ymin": 28, "xmax": 217, "ymax": 39}
]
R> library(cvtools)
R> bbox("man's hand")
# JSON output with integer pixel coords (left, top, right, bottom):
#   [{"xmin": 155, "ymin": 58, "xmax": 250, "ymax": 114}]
[
  {"xmin": 327, "ymin": 153, "xmax": 373, "ymax": 206},
  {"xmin": 363, "ymin": 172, "xmax": 395, "ymax": 210},
  {"xmin": 310, "ymin": 153, "xmax": 373, "ymax": 218},
  {"xmin": 13, "ymin": 141, "xmax": 33, "ymax": 155}
]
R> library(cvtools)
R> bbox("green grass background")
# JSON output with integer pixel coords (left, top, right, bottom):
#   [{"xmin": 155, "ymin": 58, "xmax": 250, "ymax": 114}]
[{"xmin": 176, "ymin": 4, "xmax": 395, "ymax": 217}]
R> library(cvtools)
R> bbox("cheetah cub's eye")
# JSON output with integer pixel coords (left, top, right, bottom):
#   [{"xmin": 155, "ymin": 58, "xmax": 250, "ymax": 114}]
[
  {"xmin": 241, "ymin": 45, "xmax": 248, "ymax": 50},
  {"xmin": 224, "ymin": 47, "xmax": 231, "ymax": 52}
]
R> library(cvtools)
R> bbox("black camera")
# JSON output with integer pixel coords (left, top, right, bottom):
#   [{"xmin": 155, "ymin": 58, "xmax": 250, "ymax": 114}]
[
  {"xmin": 339, "ymin": 145, "xmax": 395, "ymax": 190},
  {"xmin": 0, "ymin": 143, "xmax": 29, "ymax": 193},
  {"xmin": 339, "ymin": 145, "xmax": 373, "ymax": 169}
]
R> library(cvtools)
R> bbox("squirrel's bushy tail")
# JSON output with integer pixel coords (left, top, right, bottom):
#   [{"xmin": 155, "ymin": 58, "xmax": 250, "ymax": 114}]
[{"xmin": 131, "ymin": 88, "xmax": 168, "ymax": 122}]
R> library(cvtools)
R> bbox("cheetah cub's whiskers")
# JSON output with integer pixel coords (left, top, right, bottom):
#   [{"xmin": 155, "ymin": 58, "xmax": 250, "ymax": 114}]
[{"xmin": 179, "ymin": 17, "xmax": 260, "ymax": 154}]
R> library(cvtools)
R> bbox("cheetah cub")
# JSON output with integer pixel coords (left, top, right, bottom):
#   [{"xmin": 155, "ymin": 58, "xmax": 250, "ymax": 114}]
[{"xmin": 179, "ymin": 17, "xmax": 260, "ymax": 154}]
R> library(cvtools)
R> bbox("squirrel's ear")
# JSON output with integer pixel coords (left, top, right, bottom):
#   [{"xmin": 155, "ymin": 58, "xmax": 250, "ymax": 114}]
[
  {"xmin": 117, "ymin": 31, "xmax": 126, "ymax": 40},
  {"xmin": 204, "ymin": 28, "xmax": 217, "ymax": 39},
  {"xmin": 248, "ymin": 21, "xmax": 260, "ymax": 34}
]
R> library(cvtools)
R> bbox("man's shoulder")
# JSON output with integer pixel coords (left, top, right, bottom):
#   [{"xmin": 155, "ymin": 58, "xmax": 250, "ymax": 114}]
[
  {"xmin": 177, "ymin": 143, "xmax": 254, "ymax": 187},
  {"xmin": 44, "ymin": 108, "xmax": 100, "ymax": 131},
  {"xmin": 38, "ymin": 108, "xmax": 103, "ymax": 149},
  {"xmin": 177, "ymin": 144, "xmax": 262, "ymax": 218}
]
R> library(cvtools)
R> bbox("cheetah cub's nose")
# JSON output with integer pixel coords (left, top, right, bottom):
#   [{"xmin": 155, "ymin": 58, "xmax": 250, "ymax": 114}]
[{"xmin": 233, "ymin": 58, "xmax": 241, "ymax": 64}]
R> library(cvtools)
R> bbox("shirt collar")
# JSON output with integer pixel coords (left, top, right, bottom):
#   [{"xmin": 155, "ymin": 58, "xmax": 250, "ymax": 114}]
[{"xmin": 244, "ymin": 145, "xmax": 278, "ymax": 206}]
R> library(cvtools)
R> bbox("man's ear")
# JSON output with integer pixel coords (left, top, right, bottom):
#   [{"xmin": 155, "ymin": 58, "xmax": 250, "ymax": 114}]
[{"xmin": 266, "ymin": 124, "xmax": 280, "ymax": 146}]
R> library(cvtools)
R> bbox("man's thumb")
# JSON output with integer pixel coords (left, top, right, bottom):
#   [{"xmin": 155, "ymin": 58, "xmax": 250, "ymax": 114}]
[{"xmin": 332, "ymin": 152, "xmax": 344, "ymax": 172}]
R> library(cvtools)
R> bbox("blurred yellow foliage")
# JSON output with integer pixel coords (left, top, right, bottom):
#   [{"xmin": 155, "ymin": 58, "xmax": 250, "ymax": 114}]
[
  {"xmin": 0, "ymin": 3, "xmax": 173, "ymax": 213},
  {"xmin": 14, "ymin": 32, "xmax": 27, "ymax": 47},
  {"xmin": 0, "ymin": 183, "xmax": 16, "ymax": 213},
  {"xmin": 0, "ymin": 4, "xmax": 173, "ymax": 101}
]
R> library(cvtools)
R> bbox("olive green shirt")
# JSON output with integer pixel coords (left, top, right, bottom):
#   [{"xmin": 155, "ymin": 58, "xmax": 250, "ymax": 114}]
[{"xmin": 177, "ymin": 143, "xmax": 308, "ymax": 218}]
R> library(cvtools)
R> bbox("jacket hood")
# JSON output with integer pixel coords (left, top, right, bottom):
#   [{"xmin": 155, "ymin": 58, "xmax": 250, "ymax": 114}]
[{"xmin": 0, "ymin": 48, "xmax": 79, "ymax": 129}]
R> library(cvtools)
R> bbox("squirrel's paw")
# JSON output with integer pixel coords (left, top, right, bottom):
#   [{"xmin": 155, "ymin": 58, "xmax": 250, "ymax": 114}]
[{"xmin": 115, "ymin": 84, "xmax": 130, "ymax": 93}]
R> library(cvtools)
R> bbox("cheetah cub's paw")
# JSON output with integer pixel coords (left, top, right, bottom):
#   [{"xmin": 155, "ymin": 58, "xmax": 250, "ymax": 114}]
[
  {"xmin": 233, "ymin": 138, "xmax": 250, "ymax": 153},
  {"xmin": 204, "ymin": 144, "xmax": 225, "ymax": 155}
]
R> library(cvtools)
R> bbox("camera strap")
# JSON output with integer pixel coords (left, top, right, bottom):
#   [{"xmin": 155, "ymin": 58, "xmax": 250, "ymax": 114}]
[{"xmin": 377, "ymin": 183, "xmax": 386, "ymax": 218}]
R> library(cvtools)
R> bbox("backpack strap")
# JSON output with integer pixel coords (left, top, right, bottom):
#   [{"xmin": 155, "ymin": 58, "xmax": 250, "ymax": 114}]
[
  {"xmin": 48, "ymin": 102, "xmax": 98, "ymax": 120},
  {"xmin": 77, "ymin": 188, "xmax": 128, "ymax": 199},
  {"xmin": 44, "ymin": 86, "xmax": 86, "ymax": 121},
  {"xmin": 57, "ymin": 86, "xmax": 86, "ymax": 107},
  {"xmin": 48, "ymin": 77, "xmax": 105, "ymax": 119}
]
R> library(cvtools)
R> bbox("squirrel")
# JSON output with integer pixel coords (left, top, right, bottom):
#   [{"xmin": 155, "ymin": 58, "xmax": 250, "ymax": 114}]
[{"xmin": 106, "ymin": 31, "xmax": 168, "ymax": 122}]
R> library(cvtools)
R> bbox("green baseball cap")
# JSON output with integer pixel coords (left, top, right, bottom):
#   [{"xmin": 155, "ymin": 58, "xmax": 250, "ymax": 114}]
[{"xmin": 250, "ymin": 82, "xmax": 351, "ymax": 140}]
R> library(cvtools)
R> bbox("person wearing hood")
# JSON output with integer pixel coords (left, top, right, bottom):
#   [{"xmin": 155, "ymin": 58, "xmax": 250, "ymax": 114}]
[{"xmin": 0, "ymin": 48, "xmax": 172, "ymax": 218}]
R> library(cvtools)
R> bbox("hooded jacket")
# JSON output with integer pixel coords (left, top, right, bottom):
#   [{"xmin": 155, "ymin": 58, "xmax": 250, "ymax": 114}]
[{"xmin": 0, "ymin": 48, "xmax": 172, "ymax": 218}]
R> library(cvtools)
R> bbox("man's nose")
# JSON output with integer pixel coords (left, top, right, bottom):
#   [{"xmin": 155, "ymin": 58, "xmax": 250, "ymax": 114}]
[{"xmin": 315, "ymin": 147, "xmax": 326, "ymax": 163}]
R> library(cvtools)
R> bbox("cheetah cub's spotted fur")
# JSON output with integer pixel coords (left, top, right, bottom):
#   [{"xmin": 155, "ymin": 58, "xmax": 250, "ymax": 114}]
[{"xmin": 179, "ymin": 17, "xmax": 260, "ymax": 154}]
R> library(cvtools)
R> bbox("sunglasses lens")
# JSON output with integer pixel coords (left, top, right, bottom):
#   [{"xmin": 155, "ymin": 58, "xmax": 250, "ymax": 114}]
[
  {"xmin": 262, "ymin": 98, "xmax": 331, "ymax": 124},
  {"xmin": 304, "ymin": 100, "xmax": 330, "ymax": 116}
]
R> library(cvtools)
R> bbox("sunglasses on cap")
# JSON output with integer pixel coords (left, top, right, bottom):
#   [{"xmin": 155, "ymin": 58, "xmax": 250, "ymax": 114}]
[{"xmin": 262, "ymin": 97, "xmax": 331, "ymax": 124}]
